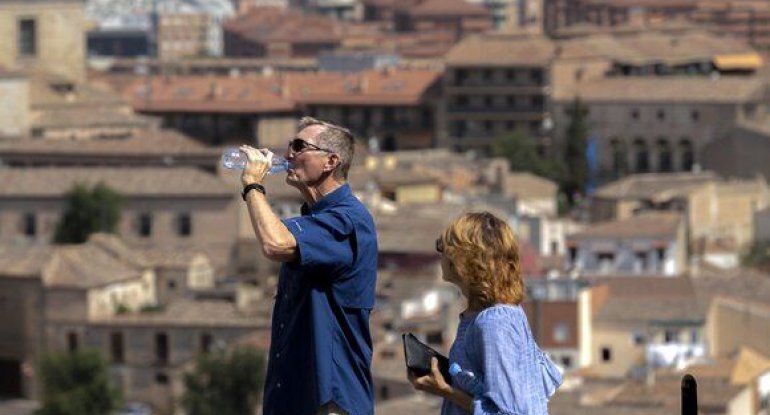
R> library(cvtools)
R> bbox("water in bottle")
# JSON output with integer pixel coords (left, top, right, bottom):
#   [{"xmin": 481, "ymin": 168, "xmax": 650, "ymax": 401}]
[
  {"xmin": 449, "ymin": 363, "xmax": 484, "ymax": 397},
  {"xmin": 221, "ymin": 147, "xmax": 291, "ymax": 174}
]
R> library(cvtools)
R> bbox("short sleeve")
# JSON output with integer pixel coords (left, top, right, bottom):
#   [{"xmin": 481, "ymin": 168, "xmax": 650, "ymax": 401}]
[{"xmin": 282, "ymin": 212, "xmax": 354, "ymax": 271}]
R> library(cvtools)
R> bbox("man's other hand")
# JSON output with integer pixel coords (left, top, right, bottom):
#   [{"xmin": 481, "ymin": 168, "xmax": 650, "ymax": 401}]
[{"xmin": 240, "ymin": 145, "xmax": 273, "ymax": 186}]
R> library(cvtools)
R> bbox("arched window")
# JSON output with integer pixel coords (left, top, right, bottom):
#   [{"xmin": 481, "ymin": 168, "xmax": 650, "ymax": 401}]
[
  {"xmin": 679, "ymin": 139, "xmax": 694, "ymax": 171},
  {"xmin": 633, "ymin": 138, "xmax": 649, "ymax": 173},
  {"xmin": 610, "ymin": 138, "xmax": 627, "ymax": 176},
  {"xmin": 657, "ymin": 138, "xmax": 672, "ymax": 172}
]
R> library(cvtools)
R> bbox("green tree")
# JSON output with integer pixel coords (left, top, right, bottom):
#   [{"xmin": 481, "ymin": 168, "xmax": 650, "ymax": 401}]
[
  {"xmin": 37, "ymin": 349, "xmax": 121, "ymax": 415},
  {"xmin": 564, "ymin": 97, "xmax": 590, "ymax": 205},
  {"xmin": 182, "ymin": 347, "xmax": 266, "ymax": 415},
  {"xmin": 53, "ymin": 182, "xmax": 123, "ymax": 244},
  {"xmin": 492, "ymin": 128, "xmax": 566, "ymax": 183},
  {"xmin": 741, "ymin": 241, "xmax": 770, "ymax": 272}
]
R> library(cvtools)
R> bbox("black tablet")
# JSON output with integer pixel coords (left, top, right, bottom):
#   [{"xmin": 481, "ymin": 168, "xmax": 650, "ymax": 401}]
[{"xmin": 402, "ymin": 332, "xmax": 452, "ymax": 384}]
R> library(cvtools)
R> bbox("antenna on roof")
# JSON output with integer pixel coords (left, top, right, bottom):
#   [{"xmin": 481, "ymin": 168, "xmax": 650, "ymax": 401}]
[{"xmin": 681, "ymin": 374, "xmax": 698, "ymax": 415}]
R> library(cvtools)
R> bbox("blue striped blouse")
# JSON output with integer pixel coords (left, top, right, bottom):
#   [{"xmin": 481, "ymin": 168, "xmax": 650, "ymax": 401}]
[{"xmin": 441, "ymin": 304, "xmax": 563, "ymax": 415}]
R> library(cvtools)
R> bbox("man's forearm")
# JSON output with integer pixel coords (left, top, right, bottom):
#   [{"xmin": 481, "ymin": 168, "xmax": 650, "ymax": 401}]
[{"xmin": 245, "ymin": 190, "xmax": 297, "ymax": 262}]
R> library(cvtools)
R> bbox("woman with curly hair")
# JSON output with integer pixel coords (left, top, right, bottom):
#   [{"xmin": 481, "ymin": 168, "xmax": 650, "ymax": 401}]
[{"xmin": 408, "ymin": 211, "xmax": 562, "ymax": 415}]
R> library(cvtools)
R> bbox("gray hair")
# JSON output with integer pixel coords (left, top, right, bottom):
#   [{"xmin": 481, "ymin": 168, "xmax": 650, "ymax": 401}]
[{"xmin": 298, "ymin": 116, "xmax": 355, "ymax": 180}]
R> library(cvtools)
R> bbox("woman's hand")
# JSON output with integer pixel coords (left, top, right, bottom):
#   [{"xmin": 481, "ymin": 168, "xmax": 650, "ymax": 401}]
[
  {"xmin": 240, "ymin": 145, "xmax": 273, "ymax": 186},
  {"xmin": 408, "ymin": 357, "xmax": 453, "ymax": 397}
]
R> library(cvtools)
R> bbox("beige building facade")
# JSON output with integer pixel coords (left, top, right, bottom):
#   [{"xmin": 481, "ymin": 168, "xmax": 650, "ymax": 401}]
[
  {"xmin": 0, "ymin": 168, "xmax": 240, "ymax": 272},
  {"xmin": 0, "ymin": 0, "xmax": 86, "ymax": 82}
]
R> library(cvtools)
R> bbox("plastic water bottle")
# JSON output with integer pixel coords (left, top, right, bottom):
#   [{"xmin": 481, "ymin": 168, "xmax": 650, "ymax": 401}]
[
  {"xmin": 221, "ymin": 147, "xmax": 291, "ymax": 174},
  {"xmin": 449, "ymin": 363, "xmax": 484, "ymax": 397}
]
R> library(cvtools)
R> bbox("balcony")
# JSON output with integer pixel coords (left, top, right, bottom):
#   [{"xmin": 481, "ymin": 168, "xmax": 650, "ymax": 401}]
[
  {"xmin": 646, "ymin": 343, "xmax": 707, "ymax": 369},
  {"xmin": 445, "ymin": 84, "xmax": 548, "ymax": 95}
]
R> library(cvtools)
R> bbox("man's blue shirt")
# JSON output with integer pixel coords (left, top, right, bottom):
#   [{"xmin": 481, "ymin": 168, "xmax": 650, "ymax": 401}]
[{"xmin": 263, "ymin": 184, "xmax": 378, "ymax": 415}]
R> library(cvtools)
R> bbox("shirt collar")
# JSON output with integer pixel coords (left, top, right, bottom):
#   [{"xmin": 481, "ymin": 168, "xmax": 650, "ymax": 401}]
[{"xmin": 301, "ymin": 183, "xmax": 351, "ymax": 215}]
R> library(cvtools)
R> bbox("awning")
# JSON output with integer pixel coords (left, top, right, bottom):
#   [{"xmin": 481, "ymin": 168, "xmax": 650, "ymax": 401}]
[{"xmin": 713, "ymin": 53, "xmax": 763, "ymax": 71}]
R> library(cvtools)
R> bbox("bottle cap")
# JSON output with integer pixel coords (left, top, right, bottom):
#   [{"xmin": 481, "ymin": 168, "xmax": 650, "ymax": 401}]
[{"xmin": 449, "ymin": 363, "xmax": 461, "ymax": 376}]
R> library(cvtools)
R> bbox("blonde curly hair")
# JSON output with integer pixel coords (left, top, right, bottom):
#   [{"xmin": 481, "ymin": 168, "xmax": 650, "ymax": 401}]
[{"xmin": 439, "ymin": 211, "xmax": 524, "ymax": 307}]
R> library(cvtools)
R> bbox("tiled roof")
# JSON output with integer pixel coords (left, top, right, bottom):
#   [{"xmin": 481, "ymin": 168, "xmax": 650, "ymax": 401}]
[
  {"xmin": 409, "ymin": 0, "xmax": 490, "ymax": 17},
  {"xmin": 445, "ymin": 34, "xmax": 557, "ymax": 66},
  {"xmin": 91, "ymin": 298, "xmax": 269, "ymax": 327},
  {"xmin": 0, "ymin": 167, "xmax": 232, "ymax": 198},
  {"xmin": 0, "ymin": 130, "xmax": 218, "ymax": 157},
  {"xmin": 590, "ymin": 276, "xmax": 703, "ymax": 324},
  {"xmin": 557, "ymin": 75, "xmax": 766, "ymax": 103},
  {"xmin": 26, "ymin": 72, "xmax": 150, "ymax": 129},
  {"xmin": 224, "ymin": 7, "xmax": 342, "ymax": 44},
  {"xmin": 570, "ymin": 212, "xmax": 682, "ymax": 239},
  {"xmin": 89, "ymin": 233, "xmax": 207, "ymax": 270},
  {"xmin": 46, "ymin": 243, "xmax": 144, "ymax": 289},
  {"xmin": 0, "ymin": 245, "xmax": 55, "ymax": 278},
  {"xmin": 130, "ymin": 69, "xmax": 440, "ymax": 113},
  {"xmin": 594, "ymin": 172, "xmax": 717, "ymax": 199},
  {"xmin": 557, "ymin": 29, "xmax": 757, "ymax": 64},
  {"xmin": 691, "ymin": 268, "xmax": 770, "ymax": 313},
  {"xmin": 504, "ymin": 172, "xmax": 558, "ymax": 200}
]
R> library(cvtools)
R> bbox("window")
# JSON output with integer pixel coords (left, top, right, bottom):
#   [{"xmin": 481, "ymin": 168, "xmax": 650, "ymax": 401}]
[
  {"xmin": 155, "ymin": 372, "xmax": 169, "ymax": 384},
  {"xmin": 200, "ymin": 333, "xmax": 213, "ymax": 354},
  {"xmin": 610, "ymin": 138, "xmax": 627, "ymax": 176},
  {"xmin": 553, "ymin": 323, "xmax": 570, "ymax": 344},
  {"xmin": 155, "ymin": 333, "xmax": 169, "ymax": 364},
  {"xmin": 664, "ymin": 329, "xmax": 679, "ymax": 343},
  {"xmin": 18, "ymin": 18, "xmax": 37, "ymax": 57},
  {"xmin": 657, "ymin": 109, "xmax": 665, "ymax": 120},
  {"xmin": 679, "ymin": 139, "xmax": 694, "ymax": 171},
  {"xmin": 167, "ymin": 280, "xmax": 177, "ymax": 290},
  {"xmin": 633, "ymin": 139, "xmax": 649, "ymax": 172},
  {"xmin": 632, "ymin": 331, "xmax": 647, "ymax": 345},
  {"xmin": 67, "ymin": 331, "xmax": 78, "ymax": 353},
  {"xmin": 484, "ymin": 96, "xmax": 493, "ymax": 108},
  {"xmin": 691, "ymin": 110, "xmax": 699, "ymax": 121},
  {"xmin": 550, "ymin": 241, "xmax": 559, "ymax": 255},
  {"xmin": 138, "ymin": 213, "xmax": 152, "ymax": 237},
  {"xmin": 657, "ymin": 138, "xmax": 672, "ymax": 172},
  {"xmin": 568, "ymin": 247, "xmax": 577, "ymax": 262},
  {"xmin": 23, "ymin": 213, "xmax": 36, "ymax": 236},
  {"xmin": 600, "ymin": 346, "xmax": 612, "ymax": 362},
  {"xmin": 110, "ymin": 332, "xmax": 124, "ymax": 363},
  {"xmin": 530, "ymin": 69, "xmax": 543, "ymax": 83},
  {"xmin": 177, "ymin": 213, "xmax": 192, "ymax": 237},
  {"xmin": 597, "ymin": 252, "xmax": 615, "ymax": 273},
  {"xmin": 635, "ymin": 251, "xmax": 648, "ymax": 272},
  {"xmin": 630, "ymin": 109, "xmax": 639, "ymax": 120}
]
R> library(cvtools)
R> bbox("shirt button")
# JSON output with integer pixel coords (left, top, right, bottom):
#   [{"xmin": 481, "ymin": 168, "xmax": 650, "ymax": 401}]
[
  {"xmin": 275, "ymin": 352, "xmax": 280, "ymax": 358},
  {"xmin": 277, "ymin": 382, "xmax": 282, "ymax": 388},
  {"xmin": 279, "ymin": 323, "xmax": 284, "ymax": 329}
]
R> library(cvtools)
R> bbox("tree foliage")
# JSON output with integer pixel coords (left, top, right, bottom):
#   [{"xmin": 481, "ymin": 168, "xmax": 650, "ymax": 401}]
[
  {"xmin": 182, "ymin": 347, "xmax": 267, "ymax": 415},
  {"xmin": 53, "ymin": 182, "xmax": 123, "ymax": 244},
  {"xmin": 492, "ymin": 128, "xmax": 566, "ymax": 183},
  {"xmin": 563, "ymin": 97, "xmax": 590, "ymax": 204},
  {"xmin": 36, "ymin": 349, "xmax": 121, "ymax": 415},
  {"xmin": 741, "ymin": 241, "xmax": 770, "ymax": 272}
]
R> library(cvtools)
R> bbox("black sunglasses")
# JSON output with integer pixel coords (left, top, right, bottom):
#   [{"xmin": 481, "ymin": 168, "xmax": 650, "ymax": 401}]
[{"xmin": 288, "ymin": 138, "xmax": 333, "ymax": 154}]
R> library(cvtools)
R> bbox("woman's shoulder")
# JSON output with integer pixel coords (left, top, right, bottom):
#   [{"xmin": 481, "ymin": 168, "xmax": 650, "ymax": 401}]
[{"xmin": 473, "ymin": 304, "xmax": 527, "ymax": 328}]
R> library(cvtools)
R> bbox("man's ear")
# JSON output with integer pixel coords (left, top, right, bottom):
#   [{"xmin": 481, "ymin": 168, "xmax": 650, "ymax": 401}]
[{"xmin": 324, "ymin": 153, "xmax": 341, "ymax": 173}]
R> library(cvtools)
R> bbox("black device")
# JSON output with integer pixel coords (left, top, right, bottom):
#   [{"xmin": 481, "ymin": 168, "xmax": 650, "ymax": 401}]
[
  {"xmin": 681, "ymin": 373, "xmax": 698, "ymax": 415},
  {"xmin": 402, "ymin": 333, "xmax": 452, "ymax": 385}
]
